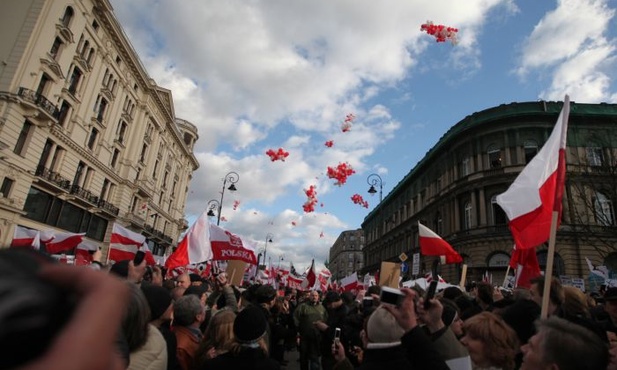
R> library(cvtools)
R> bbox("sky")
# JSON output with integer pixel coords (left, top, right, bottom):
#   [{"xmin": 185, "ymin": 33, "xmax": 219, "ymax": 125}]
[{"xmin": 108, "ymin": 0, "xmax": 617, "ymax": 274}]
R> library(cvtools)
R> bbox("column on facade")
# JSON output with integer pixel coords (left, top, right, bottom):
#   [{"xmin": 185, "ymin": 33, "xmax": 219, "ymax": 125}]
[{"xmin": 478, "ymin": 187, "xmax": 486, "ymax": 227}]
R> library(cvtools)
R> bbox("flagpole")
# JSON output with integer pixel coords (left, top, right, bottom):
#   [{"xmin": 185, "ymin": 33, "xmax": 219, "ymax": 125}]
[
  {"xmin": 502, "ymin": 264, "xmax": 511, "ymax": 288},
  {"xmin": 540, "ymin": 211, "xmax": 560, "ymax": 319}
]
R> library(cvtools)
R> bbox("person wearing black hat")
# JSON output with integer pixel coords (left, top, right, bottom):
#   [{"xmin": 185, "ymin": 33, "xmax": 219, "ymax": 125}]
[
  {"xmin": 141, "ymin": 284, "xmax": 181, "ymax": 370},
  {"xmin": 203, "ymin": 305, "xmax": 280, "ymax": 370},
  {"xmin": 314, "ymin": 291, "xmax": 350, "ymax": 370},
  {"xmin": 599, "ymin": 287, "xmax": 617, "ymax": 335}
]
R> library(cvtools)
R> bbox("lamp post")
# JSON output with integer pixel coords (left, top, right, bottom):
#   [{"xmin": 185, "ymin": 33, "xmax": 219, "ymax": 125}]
[
  {"xmin": 262, "ymin": 233, "xmax": 273, "ymax": 269},
  {"xmin": 206, "ymin": 199, "xmax": 220, "ymax": 219},
  {"xmin": 367, "ymin": 173, "xmax": 383, "ymax": 202},
  {"xmin": 214, "ymin": 171, "xmax": 239, "ymax": 226},
  {"xmin": 278, "ymin": 255, "xmax": 284, "ymax": 269}
]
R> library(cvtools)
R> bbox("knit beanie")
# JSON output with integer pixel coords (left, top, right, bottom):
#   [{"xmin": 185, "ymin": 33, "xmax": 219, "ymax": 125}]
[
  {"xmin": 141, "ymin": 284, "xmax": 173, "ymax": 320},
  {"xmin": 366, "ymin": 306, "xmax": 405, "ymax": 348},
  {"xmin": 255, "ymin": 284, "xmax": 277, "ymax": 304},
  {"xmin": 233, "ymin": 305, "xmax": 268, "ymax": 345}
]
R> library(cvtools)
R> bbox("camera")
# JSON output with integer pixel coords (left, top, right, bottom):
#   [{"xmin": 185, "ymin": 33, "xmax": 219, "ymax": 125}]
[{"xmin": 379, "ymin": 286, "xmax": 404, "ymax": 306}]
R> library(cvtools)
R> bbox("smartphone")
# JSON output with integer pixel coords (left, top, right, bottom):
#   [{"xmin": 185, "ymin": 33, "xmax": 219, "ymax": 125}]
[
  {"xmin": 380, "ymin": 286, "xmax": 405, "ymax": 306},
  {"xmin": 133, "ymin": 250, "xmax": 146, "ymax": 265},
  {"xmin": 362, "ymin": 297, "xmax": 374, "ymax": 309},
  {"xmin": 424, "ymin": 280, "xmax": 438, "ymax": 309},
  {"xmin": 334, "ymin": 327, "xmax": 341, "ymax": 344}
]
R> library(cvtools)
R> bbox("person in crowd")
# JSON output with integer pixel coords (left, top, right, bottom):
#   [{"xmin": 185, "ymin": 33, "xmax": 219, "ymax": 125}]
[
  {"xmin": 294, "ymin": 290, "xmax": 327, "ymax": 370},
  {"xmin": 460, "ymin": 311, "xmax": 519, "ymax": 370},
  {"xmin": 201, "ymin": 305, "xmax": 280, "ymax": 370},
  {"xmin": 206, "ymin": 272, "xmax": 239, "ymax": 315},
  {"xmin": 439, "ymin": 298, "xmax": 464, "ymax": 339},
  {"xmin": 283, "ymin": 287, "xmax": 299, "ymax": 350},
  {"xmin": 271, "ymin": 296, "xmax": 293, "ymax": 365},
  {"xmin": 2, "ymin": 248, "xmax": 129, "ymax": 370},
  {"xmin": 520, "ymin": 316, "xmax": 609, "ymax": 370},
  {"xmin": 173, "ymin": 294, "xmax": 206, "ymax": 370},
  {"xmin": 176, "ymin": 273, "xmax": 192, "ymax": 289},
  {"xmin": 473, "ymin": 281, "xmax": 494, "ymax": 311},
  {"xmin": 529, "ymin": 276, "xmax": 564, "ymax": 317},
  {"xmin": 500, "ymin": 292, "xmax": 541, "ymax": 368},
  {"xmin": 315, "ymin": 291, "xmax": 350, "ymax": 370},
  {"xmin": 419, "ymin": 297, "xmax": 470, "ymax": 368},
  {"xmin": 123, "ymin": 282, "xmax": 167, "ymax": 370},
  {"xmin": 141, "ymin": 283, "xmax": 181, "ymax": 370},
  {"xmin": 599, "ymin": 287, "xmax": 617, "ymax": 335},
  {"xmin": 193, "ymin": 309, "xmax": 237, "ymax": 368}
]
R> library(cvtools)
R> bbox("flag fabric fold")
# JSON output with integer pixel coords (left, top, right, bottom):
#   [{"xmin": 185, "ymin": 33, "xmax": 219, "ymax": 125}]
[
  {"xmin": 340, "ymin": 272, "xmax": 359, "ymax": 291},
  {"xmin": 45, "ymin": 231, "xmax": 85, "ymax": 254},
  {"xmin": 418, "ymin": 222, "xmax": 462, "ymax": 264},
  {"xmin": 509, "ymin": 246, "xmax": 541, "ymax": 289},
  {"xmin": 11, "ymin": 226, "xmax": 40, "ymax": 249},
  {"xmin": 75, "ymin": 240, "xmax": 99, "ymax": 266},
  {"xmin": 496, "ymin": 95, "xmax": 570, "ymax": 249},
  {"xmin": 300, "ymin": 259, "xmax": 316, "ymax": 290},
  {"xmin": 109, "ymin": 223, "xmax": 146, "ymax": 263}
]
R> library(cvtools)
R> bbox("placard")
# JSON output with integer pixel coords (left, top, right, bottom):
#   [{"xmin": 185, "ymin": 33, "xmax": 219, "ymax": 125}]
[
  {"xmin": 379, "ymin": 261, "xmax": 401, "ymax": 288},
  {"xmin": 225, "ymin": 260, "xmax": 247, "ymax": 286}
]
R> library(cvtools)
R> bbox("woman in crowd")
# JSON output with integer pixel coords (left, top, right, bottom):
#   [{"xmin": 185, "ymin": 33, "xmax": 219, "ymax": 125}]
[
  {"xmin": 460, "ymin": 311, "xmax": 518, "ymax": 370},
  {"xmin": 193, "ymin": 309, "xmax": 236, "ymax": 368}
]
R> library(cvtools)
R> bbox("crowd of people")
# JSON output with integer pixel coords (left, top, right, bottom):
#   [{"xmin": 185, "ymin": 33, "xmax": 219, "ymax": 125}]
[{"xmin": 3, "ymin": 247, "xmax": 617, "ymax": 370}]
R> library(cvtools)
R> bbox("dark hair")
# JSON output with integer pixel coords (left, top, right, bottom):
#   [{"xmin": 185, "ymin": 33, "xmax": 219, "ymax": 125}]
[
  {"xmin": 121, "ymin": 282, "xmax": 151, "ymax": 352},
  {"xmin": 530, "ymin": 276, "xmax": 564, "ymax": 306}
]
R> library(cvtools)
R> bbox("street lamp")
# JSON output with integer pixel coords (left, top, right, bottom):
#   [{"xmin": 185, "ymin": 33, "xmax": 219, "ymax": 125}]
[
  {"xmin": 367, "ymin": 173, "xmax": 383, "ymax": 202},
  {"xmin": 278, "ymin": 255, "xmax": 285, "ymax": 269},
  {"xmin": 214, "ymin": 171, "xmax": 239, "ymax": 226},
  {"xmin": 206, "ymin": 199, "xmax": 220, "ymax": 218},
  {"xmin": 262, "ymin": 233, "xmax": 273, "ymax": 269}
]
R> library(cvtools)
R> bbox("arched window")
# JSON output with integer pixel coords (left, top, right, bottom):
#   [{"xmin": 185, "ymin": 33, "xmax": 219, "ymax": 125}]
[
  {"xmin": 434, "ymin": 212, "xmax": 443, "ymax": 235},
  {"xmin": 524, "ymin": 140, "xmax": 538, "ymax": 164},
  {"xmin": 61, "ymin": 7, "xmax": 74, "ymax": 28},
  {"xmin": 491, "ymin": 195, "xmax": 507, "ymax": 225},
  {"xmin": 536, "ymin": 250, "xmax": 565, "ymax": 276},
  {"xmin": 464, "ymin": 201, "xmax": 472, "ymax": 230},
  {"xmin": 487, "ymin": 145, "xmax": 502, "ymax": 168},
  {"xmin": 594, "ymin": 192, "xmax": 615, "ymax": 226}
]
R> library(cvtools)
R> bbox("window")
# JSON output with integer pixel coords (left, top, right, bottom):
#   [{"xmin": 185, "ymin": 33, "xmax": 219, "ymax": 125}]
[
  {"xmin": 140, "ymin": 144, "xmax": 148, "ymax": 163},
  {"xmin": 57, "ymin": 101, "xmax": 71, "ymax": 127},
  {"xmin": 491, "ymin": 195, "xmax": 507, "ymax": 225},
  {"xmin": 435, "ymin": 213, "xmax": 443, "ymax": 235},
  {"xmin": 587, "ymin": 147, "xmax": 603, "ymax": 166},
  {"xmin": 92, "ymin": 20, "xmax": 99, "ymax": 31},
  {"xmin": 110, "ymin": 149, "xmax": 120, "ymax": 168},
  {"xmin": 50, "ymin": 37, "xmax": 63, "ymax": 59},
  {"xmin": 524, "ymin": 140, "xmax": 538, "ymax": 164},
  {"xmin": 95, "ymin": 96, "xmax": 108, "ymax": 122},
  {"xmin": 594, "ymin": 192, "xmax": 615, "ymax": 226},
  {"xmin": 74, "ymin": 161, "xmax": 86, "ymax": 186},
  {"xmin": 68, "ymin": 66, "xmax": 82, "ymax": 95},
  {"xmin": 463, "ymin": 201, "xmax": 472, "ymax": 230},
  {"xmin": 459, "ymin": 157, "xmax": 470, "ymax": 177},
  {"xmin": 36, "ymin": 74, "xmax": 51, "ymax": 96},
  {"xmin": 87, "ymin": 128, "xmax": 98, "ymax": 150},
  {"xmin": 116, "ymin": 121, "xmax": 127, "ymax": 144},
  {"xmin": 487, "ymin": 145, "xmax": 502, "ymax": 168},
  {"xmin": 61, "ymin": 6, "xmax": 74, "ymax": 28},
  {"xmin": 100, "ymin": 179, "xmax": 110, "ymax": 201},
  {"xmin": 14, "ymin": 121, "xmax": 32, "ymax": 156},
  {"xmin": 153, "ymin": 160, "xmax": 159, "ymax": 178},
  {"xmin": 38, "ymin": 139, "xmax": 53, "ymax": 169},
  {"xmin": 0, "ymin": 178, "xmax": 14, "ymax": 197}
]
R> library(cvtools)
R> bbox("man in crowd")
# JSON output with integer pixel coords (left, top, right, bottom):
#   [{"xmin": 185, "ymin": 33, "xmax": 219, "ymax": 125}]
[{"xmin": 294, "ymin": 290, "xmax": 326, "ymax": 370}]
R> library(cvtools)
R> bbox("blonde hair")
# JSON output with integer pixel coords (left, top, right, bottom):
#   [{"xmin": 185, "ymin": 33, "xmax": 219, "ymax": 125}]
[
  {"xmin": 194, "ymin": 309, "xmax": 236, "ymax": 366},
  {"xmin": 463, "ymin": 311, "xmax": 519, "ymax": 370}
]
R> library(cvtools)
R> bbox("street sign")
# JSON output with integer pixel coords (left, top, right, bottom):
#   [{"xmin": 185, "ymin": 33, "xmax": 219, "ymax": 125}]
[
  {"xmin": 399, "ymin": 252, "xmax": 408, "ymax": 262},
  {"xmin": 412, "ymin": 253, "xmax": 420, "ymax": 275}
]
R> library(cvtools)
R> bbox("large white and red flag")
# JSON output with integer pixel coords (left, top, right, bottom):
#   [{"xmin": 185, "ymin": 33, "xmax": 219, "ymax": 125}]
[
  {"xmin": 496, "ymin": 96, "xmax": 570, "ymax": 249},
  {"xmin": 11, "ymin": 226, "xmax": 40, "ymax": 249},
  {"xmin": 418, "ymin": 222, "xmax": 463, "ymax": 264},
  {"xmin": 45, "ymin": 231, "xmax": 85, "ymax": 254},
  {"xmin": 318, "ymin": 267, "xmax": 332, "ymax": 291},
  {"xmin": 75, "ymin": 239, "xmax": 99, "ymax": 266},
  {"xmin": 165, "ymin": 213, "xmax": 257, "ymax": 270},
  {"xmin": 340, "ymin": 272, "xmax": 359, "ymax": 291},
  {"xmin": 300, "ymin": 259, "xmax": 317, "ymax": 290},
  {"xmin": 108, "ymin": 223, "xmax": 146, "ymax": 263},
  {"xmin": 509, "ymin": 245, "xmax": 541, "ymax": 289},
  {"xmin": 287, "ymin": 275, "xmax": 304, "ymax": 289}
]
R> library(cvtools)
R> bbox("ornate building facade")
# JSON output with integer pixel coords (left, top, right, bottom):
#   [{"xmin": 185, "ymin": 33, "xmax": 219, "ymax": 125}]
[
  {"xmin": 361, "ymin": 101, "xmax": 617, "ymax": 285},
  {"xmin": 0, "ymin": 0, "xmax": 199, "ymax": 259},
  {"xmin": 329, "ymin": 229, "xmax": 364, "ymax": 281}
]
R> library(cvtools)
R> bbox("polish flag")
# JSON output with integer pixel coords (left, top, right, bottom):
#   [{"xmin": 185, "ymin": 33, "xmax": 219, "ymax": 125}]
[
  {"xmin": 11, "ymin": 226, "xmax": 40, "ymax": 249},
  {"xmin": 165, "ymin": 212, "xmax": 257, "ymax": 271},
  {"xmin": 141, "ymin": 241, "xmax": 157, "ymax": 266},
  {"xmin": 75, "ymin": 240, "xmax": 99, "ymax": 266},
  {"xmin": 108, "ymin": 223, "xmax": 146, "ymax": 262},
  {"xmin": 509, "ymin": 245, "xmax": 541, "ymax": 289},
  {"xmin": 300, "ymin": 259, "xmax": 317, "ymax": 290},
  {"xmin": 340, "ymin": 272, "xmax": 359, "ymax": 291},
  {"xmin": 496, "ymin": 95, "xmax": 570, "ymax": 249},
  {"xmin": 418, "ymin": 222, "xmax": 463, "ymax": 264},
  {"xmin": 287, "ymin": 275, "xmax": 304, "ymax": 289},
  {"xmin": 45, "ymin": 231, "xmax": 85, "ymax": 254}
]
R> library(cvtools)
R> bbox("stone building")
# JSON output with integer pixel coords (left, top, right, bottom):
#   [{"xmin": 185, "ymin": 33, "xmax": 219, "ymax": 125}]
[
  {"xmin": 361, "ymin": 101, "xmax": 617, "ymax": 286},
  {"xmin": 0, "ymin": 0, "xmax": 199, "ymax": 259},
  {"xmin": 329, "ymin": 229, "xmax": 364, "ymax": 281}
]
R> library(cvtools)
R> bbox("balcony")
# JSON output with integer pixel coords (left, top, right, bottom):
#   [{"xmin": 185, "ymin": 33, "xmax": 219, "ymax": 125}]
[
  {"xmin": 70, "ymin": 184, "xmax": 100, "ymax": 205},
  {"xmin": 17, "ymin": 87, "xmax": 59, "ymax": 119},
  {"xmin": 98, "ymin": 198, "xmax": 120, "ymax": 216},
  {"xmin": 35, "ymin": 165, "xmax": 71, "ymax": 191}
]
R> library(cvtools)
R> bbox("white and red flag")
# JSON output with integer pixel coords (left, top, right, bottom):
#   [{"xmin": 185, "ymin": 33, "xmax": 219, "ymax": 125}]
[
  {"xmin": 45, "ymin": 231, "xmax": 85, "ymax": 254},
  {"xmin": 318, "ymin": 268, "xmax": 332, "ymax": 291},
  {"xmin": 165, "ymin": 213, "xmax": 257, "ymax": 271},
  {"xmin": 418, "ymin": 222, "xmax": 462, "ymax": 264},
  {"xmin": 496, "ymin": 96, "xmax": 570, "ymax": 249},
  {"xmin": 108, "ymin": 223, "xmax": 146, "ymax": 263},
  {"xmin": 11, "ymin": 226, "xmax": 40, "ymax": 249},
  {"xmin": 287, "ymin": 275, "xmax": 304, "ymax": 289},
  {"xmin": 340, "ymin": 271, "xmax": 359, "ymax": 291},
  {"xmin": 75, "ymin": 239, "xmax": 99, "ymax": 266},
  {"xmin": 509, "ymin": 245, "xmax": 541, "ymax": 289},
  {"xmin": 300, "ymin": 259, "xmax": 317, "ymax": 290}
]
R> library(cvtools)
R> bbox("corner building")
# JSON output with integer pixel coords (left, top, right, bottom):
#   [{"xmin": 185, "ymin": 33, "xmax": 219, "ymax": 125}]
[
  {"xmin": 0, "ymin": 0, "xmax": 199, "ymax": 259},
  {"xmin": 329, "ymin": 229, "xmax": 364, "ymax": 282},
  {"xmin": 361, "ymin": 101, "xmax": 617, "ymax": 285}
]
